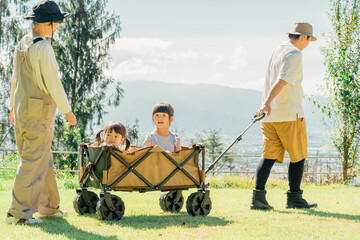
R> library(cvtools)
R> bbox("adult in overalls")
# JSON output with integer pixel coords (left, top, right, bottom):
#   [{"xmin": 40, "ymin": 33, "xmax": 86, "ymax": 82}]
[{"xmin": 6, "ymin": 0, "xmax": 76, "ymax": 224}]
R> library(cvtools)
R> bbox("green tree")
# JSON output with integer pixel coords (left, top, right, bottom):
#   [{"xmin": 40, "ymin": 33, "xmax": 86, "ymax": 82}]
[
  {"xmin": 126, "ymin": 119, "xmax": 140, "ymax": 146},
  {"xmin": 0, "ymin": 0, "xmax": 30, "ymax": 147},
  {"xmin": 192, "ymin": 129, "xmax": 234, "ymax": 175},
  {"xmin": 319, "ymin": 0, "xmax": 360, "ymax": 182},
  {"xmin": 51, "ymin": 0, "xmax": 123, "ymax": 169}
]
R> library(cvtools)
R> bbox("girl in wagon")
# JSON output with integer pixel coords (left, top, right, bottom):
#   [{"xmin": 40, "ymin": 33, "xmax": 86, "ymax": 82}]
[
  {"xmin": 143, "ymin": 102, "xmax": 181, "ymax": 152},
  {"xmin": 94, "ymin": 121, "xmax": 131, "ymax": 151}
]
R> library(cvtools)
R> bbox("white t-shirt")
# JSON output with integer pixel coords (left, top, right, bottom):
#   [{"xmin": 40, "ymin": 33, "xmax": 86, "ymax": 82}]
[
  {"xmin": 262, "ymin": 40, "xmax": 304, "ymax": 122},
  {"xmin": 142, "ymin": 131, "xmax": 180, "ymax": 152}
]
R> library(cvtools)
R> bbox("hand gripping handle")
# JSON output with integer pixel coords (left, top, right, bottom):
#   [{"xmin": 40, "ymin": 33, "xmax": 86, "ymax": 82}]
[{"xmin": 252, "ymin": 113, "xmax": 266, "ymax": 123}]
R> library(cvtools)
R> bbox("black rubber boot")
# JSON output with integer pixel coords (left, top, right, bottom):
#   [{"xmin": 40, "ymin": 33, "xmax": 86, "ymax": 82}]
[
  {"xmin": 250, "ymin": 190, "xmax": 274, "ymax": 210},
  {"xmin": 286, "ymin": 190, "xmax": 317, "ymax": 209}
]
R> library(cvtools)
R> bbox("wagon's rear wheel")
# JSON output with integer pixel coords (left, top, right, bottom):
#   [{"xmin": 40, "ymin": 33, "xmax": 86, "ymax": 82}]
[
  {"xmin": 73, "ymin": 190, "xmax": 99, "ymax": 215},
  {"xmin": 186, "ymin": 191, "xmax": 212, "ymax": 216},
  {"xmin": 96, "ymin": 195, "xmax": 125, "ymax": 221},
  {"xmin": 159, "ymin": 191, "xmax": 184, "ymax": 213}
]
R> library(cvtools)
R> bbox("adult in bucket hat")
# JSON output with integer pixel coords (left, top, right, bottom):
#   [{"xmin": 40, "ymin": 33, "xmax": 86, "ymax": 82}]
[
  {"xmin": 6, "ymin": 0, "xmax": 76, "ymax": 224},
  {"xmin": 251, "ymin": 22, "xmax": 318, "ymax": 210},
  {"xmin": 24, "ymin": 0, "xmax": 70, "ymax": 23}
]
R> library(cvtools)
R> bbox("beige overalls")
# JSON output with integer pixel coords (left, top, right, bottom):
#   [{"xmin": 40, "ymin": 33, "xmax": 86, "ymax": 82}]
[{"xmin": 8, "ymin": 37, "xmax": 61, "ymax": 219}]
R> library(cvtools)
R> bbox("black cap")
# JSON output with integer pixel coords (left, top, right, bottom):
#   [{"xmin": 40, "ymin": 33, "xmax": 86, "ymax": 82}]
[{"xmin": 24, "ymin": 0, "xmax": 70, "ymax": 23}]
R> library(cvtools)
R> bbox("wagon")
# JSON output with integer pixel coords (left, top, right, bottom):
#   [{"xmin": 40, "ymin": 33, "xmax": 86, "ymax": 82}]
[
  {"xmin": 73, "ymin": 114, "xmax": 264, "ymax": 221},
  {"xmin": 73, "ymin": 144, "xmax": 211, "ymax": 221}
]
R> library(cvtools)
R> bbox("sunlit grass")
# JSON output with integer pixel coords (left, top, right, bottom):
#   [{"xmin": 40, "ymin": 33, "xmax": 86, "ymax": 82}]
[{"xmin": 0, "ymin": 184, "xmax": 359, "ymax": 239}]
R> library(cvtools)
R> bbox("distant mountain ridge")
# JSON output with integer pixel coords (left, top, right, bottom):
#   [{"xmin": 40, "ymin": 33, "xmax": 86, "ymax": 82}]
[
  {"xmin": 104, "ymin": 80, "xmax": 262, "ymax": 134},
  {"xmin": 103, "ymin": 80, "xmax": 331, "ymax": 154}
]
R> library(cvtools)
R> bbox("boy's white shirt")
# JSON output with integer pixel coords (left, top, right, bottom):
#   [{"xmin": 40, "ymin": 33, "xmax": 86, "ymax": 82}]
[{"xmin": 10, "ymin": 33, "xmax": 71, "ymax": 114}]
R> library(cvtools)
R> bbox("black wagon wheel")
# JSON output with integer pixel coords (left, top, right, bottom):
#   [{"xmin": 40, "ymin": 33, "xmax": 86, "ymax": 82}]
[
  {"xmin": 73, "ymin": 191, "xmax": 99, "ymax": 215},
  {"xmin": 186, "ymin": 191, "xmax": 212, "ymax": 216},
  {"xmin": 159, "ymin": 191, "xmax": 184, "ymax": 213},
  {"xmin": 96, "ymin": 195, "xmax": 125, "ymax": 221}
]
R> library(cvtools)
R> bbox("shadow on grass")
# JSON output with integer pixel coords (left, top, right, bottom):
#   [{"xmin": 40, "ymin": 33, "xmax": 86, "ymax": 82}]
[
  {"xmin": 79, "ymin": 212, "xmax": 232, "ymax": 229},
  {"xmin": 27, "ymin": 218, "xmax": 117, "ymax": 240},
  {"xmin": 275, "ymin": 209, "xmax": 360, "ymax": 221}
]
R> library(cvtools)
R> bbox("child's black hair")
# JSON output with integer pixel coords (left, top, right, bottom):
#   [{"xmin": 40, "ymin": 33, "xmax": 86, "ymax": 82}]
[
  {"xmin": 152, "ymin": 102, "xmax": 174, "ymax": 118},
  {"xmin": 94, "ymin": 121, "xmax": 131, "ymax": 150}
]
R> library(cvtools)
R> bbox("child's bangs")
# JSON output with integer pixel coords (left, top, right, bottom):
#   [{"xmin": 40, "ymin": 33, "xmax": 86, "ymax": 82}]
[
  {"xmin": 153, "ymin": 104, "xmax": 174, "ymax": 117},
  {"xmin": 104, "ymin": 123, "xmax": 125, "ymax": 135}
]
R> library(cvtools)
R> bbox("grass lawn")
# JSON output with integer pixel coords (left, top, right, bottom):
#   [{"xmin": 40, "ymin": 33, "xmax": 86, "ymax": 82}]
[{"xmin": 0, "ymin": 185, "xmax": 359, "ymax": 240}]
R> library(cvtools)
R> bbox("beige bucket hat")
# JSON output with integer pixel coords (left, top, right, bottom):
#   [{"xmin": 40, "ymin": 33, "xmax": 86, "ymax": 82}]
[{"xmin": 287, "ymin": 22, "xmax": 317, "ymax": 41}]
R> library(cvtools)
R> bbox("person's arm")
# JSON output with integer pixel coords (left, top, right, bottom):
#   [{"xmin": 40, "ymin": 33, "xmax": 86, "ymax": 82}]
[
  {"xmin": 65, "ymin": 111, "xmax": 77, "ymax": 125},
  {"xmin": 175, "ymin": 141, "xmax": 182, "ymax": 152},
  {"xmin": 144, "ymin": 140, "xmax": 152, "ymax": 147},
  {"xmin": 9, "ymin": 108, "xmax": 14, "ymax": 125},
  {"xmin": 38, "ymin": 42, "xmax": 72, "ymax": 114},
  {"xmin": 9, "ymin": 48, "xmax": 18, "ymax": 126},
  {"xmin": 38, "ymin": 42, "xmax": 77, "ymax": 125},
  {"xmin": 256, "ymin": 79, "xmax": 287, "ymax": 116},
  {"xmin": 9, "ymin": 78, "xmax": 15, "ymax": 125}
]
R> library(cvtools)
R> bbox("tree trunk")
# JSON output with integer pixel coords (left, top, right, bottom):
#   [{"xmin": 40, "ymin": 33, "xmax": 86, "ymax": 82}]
[{"xmin": 342, "ymin": 154, "xmax": 348, "ymax": 183}]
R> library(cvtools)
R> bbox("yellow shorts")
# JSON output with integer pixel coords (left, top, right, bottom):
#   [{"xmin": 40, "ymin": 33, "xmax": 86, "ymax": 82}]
[{"xmin": 261, "ymin": 117, "xmax": 307, "ymax": 163}]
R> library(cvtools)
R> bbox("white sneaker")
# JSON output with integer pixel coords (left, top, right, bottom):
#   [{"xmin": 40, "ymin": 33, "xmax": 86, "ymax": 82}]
[
  {"xmin": 33, "ymin": 210, "xmax": 68, "ymax": 218},
  {"xmin": 5, "ymin": 214, "xmax": 42, "ymax": 224}
]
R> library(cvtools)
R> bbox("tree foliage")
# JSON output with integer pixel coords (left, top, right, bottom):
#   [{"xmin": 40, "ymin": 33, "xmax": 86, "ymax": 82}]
[
  {"xmin": 192, "ymin": 129, "xmax": 235, "ymax": 175},
  {"xmin": 320, "ymin": 0, "xmax": 360, "ymax": 182},
  {"xmin": 126, "ymin": 119, "xmax": 140, "ymax": 146},
  {"xmin": 51, "ymin": 0, "xmax": 123, "ymax": 168},
  {"xmin": 0, "ymin": 0, "xmax": 124, "ymax": 171},
  {"xmin": 0, "ymin": 0, "xmax": 30, "ymax": 147}
]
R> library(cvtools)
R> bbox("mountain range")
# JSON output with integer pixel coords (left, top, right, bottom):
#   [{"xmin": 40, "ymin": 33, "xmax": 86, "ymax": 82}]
[{"xmin": 102, "ymin": 80, "xmax": 333, "ymax": 156}]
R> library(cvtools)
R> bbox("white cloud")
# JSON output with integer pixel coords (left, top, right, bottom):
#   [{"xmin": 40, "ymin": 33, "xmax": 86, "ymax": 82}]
[
  {"xmin": 106, "ymin": 58, "xmax": 158, "ymax": 80},
  {"xmin": 211, "ymin": 73, "xmax": 223, "ymax": 83},
  {"xmin": 153, "ymin": 48, "xmax": 199, "ymax": 63},
  {"xmin": 229, "ymin": 46, "xmax": 248, "ymax": 70},
  {"xmin": 109, "ymin": 38, "xmax": 172, "ymax": 62},
  {"xmin": 107, "ymin": 37, "xmax": 202, "ymax": 81},
  {"xmin": 212, "ymin": 54, "xmax": 225, "ymax": 65},
  {"xmin": 105, "ymin": 37, "xmax": 322, "ymax": 94},
  {"xmin": 247, "ymin": 78, "xmax": 265, "ymax": 90},
  {"xmin": 112, "ymin": 37, "xmax": 172, "ymax": 53}
]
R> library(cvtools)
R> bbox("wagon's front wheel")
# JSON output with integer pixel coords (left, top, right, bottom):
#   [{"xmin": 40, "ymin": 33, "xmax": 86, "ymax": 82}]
[
  {"xmin": 186, "ymin": 191, "xmax": 212, "ymax": 216},
  {"xmin": 96, "ymin": 195, "xmax": 125, "ymax": 221},
  {"xmin": 73, "ymin": 190, "xmax": 99, "ymax": 215},
  {"xmin": 159, "ymin": 191, "xmax": 184, "ymax": 213}
]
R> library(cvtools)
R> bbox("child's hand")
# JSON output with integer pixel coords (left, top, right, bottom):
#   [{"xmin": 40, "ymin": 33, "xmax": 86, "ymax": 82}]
[{"xmin": 192, "ymin": 143, "xmax": 204, "ymax": 148}]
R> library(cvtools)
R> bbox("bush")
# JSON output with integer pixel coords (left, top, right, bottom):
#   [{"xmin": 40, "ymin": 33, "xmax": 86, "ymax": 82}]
[
  {"xmin": 56, "ymin": 171, "xmax": 79, "ymax": 190},
  {"xmin": 208, "ymin": 175, "xmax": 289, "ymax": 190}
]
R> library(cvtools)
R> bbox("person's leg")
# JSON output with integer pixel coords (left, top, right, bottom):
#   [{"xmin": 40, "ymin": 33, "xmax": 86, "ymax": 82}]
[
  {"xmin": 251, "ymin": 158, "xmax": 277, "ymax": 210},
  {"xmin": 251, "ymin": 122, "xmax": 284, "ymax": 210},
  {"xmin": 288, "ymin": 159, "xmax": 304, "ymax": 192},
  {"xmin": 281, "ymin": 117, "xmax": 317, "ymax": 208},
  {"xmin": 255, "ymin": 158, "xmax": 276, "ymax": 190},
  {"xmin": 37, "ymin": 162, "xmax": 61, "ymax": 216},
  {"xmin": 7, "ymin": 123, "xmax": 51, "ymax": 220},
  {"xmin": 35, "ymin": 120, "xmax": 66, "ymax": 218},
  {"xmin": 286, "ymin": 158, "xmax": 317, "ymax": 208}
]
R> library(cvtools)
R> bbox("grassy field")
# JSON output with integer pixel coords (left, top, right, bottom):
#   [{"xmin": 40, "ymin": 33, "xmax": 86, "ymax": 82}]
[{"xmin": 0, "ymin": 184, "xmax": 359, "ymax": 240}]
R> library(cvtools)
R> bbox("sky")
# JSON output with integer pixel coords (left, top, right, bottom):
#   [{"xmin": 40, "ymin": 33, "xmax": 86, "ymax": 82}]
[
  {"xmin": 104, "ymin": 0, "xmax": 332, "ymax": 94},
  {"xmin": 23, "ymin": 0, "xmax": 332, "ymax": 94}
]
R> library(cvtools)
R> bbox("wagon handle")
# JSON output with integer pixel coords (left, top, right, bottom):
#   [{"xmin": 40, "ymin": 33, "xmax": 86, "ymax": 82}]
[
  {"xmin": 205, "ymin": 113, "xmax": 266, "ymax": 175},
  {"xmin": 252, "ymin": 113, "xmax": 266, "ymax": 122}
]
